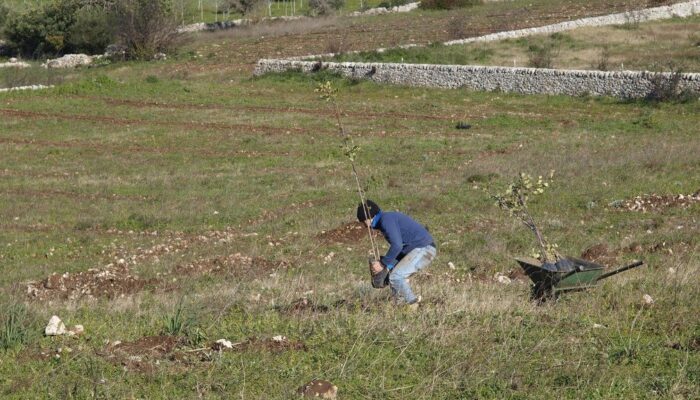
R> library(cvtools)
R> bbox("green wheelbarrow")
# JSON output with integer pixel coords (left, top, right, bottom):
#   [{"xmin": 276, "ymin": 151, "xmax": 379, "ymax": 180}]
[{"xmin": 515, "ymin": 256, "xmax": 644, "ymax": 300}]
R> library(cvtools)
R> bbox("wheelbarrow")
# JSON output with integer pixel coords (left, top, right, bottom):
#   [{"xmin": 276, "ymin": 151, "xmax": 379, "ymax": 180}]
[{"xmin": 515, "ymin": 256, "xmax": 644, "ymax": 300}]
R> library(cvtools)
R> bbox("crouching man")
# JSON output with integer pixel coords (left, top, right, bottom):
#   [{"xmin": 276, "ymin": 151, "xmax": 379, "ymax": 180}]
[{"xmin": 357, "ymin": 200, "xmax": 437, "ymax": 306}]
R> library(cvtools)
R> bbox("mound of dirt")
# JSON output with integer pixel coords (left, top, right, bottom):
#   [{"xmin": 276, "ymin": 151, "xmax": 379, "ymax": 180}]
[
  {"xmin": 612, "ymin": 192, "xmax": 700, "ymax": 212},
  {"xmin": 580, "ymin": 243, "xmax": 619, "ymax": 266},
  {"xmin": 174, "ymin": 252, "xmax": 289, "ymax": 278},
  {"xmin": 26, "ymin": 266, "xmax": 159, "ymax": 301},
  {"xmin": 318, "ymin": 222, "xmax": 371, "ymax": 244}
]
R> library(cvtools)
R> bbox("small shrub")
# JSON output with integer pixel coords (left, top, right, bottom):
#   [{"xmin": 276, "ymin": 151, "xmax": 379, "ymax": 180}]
[
  {"xmin": 308, "ymin": 0, "xmax": 332, "ymax": 16},
  {"xmin": 224, "ymin": 0, "xmax": 264, "ymax": 16},
  {"xmin": 645, "ymin": 67, "xmax": 695, "ymax": 103},
  {"xmin": 1, "ymin": 303, "xmax": 31, "ymax": 351},
  {"xmin": 163, "ymin": 299, "xmax": 186, "ymax": 336},
  {"xmin": 420, "ymin": 0, "xmax": 482, "ymax": 11},
  {"xmin": 112, "ymin": 0, "xmax": 179, "ymax": 60},
  {"xmin": 619, "ymin": 10, "xmax": 642, "ymax": 30},
  {"xmin": 447, "ymin": 15, "xmax": 469, "ymax": 40},
  {"xmin": 66, "ymin": 5, "xmax": 113, "ymax": 55},
  {"xmin": 527, "ymin": 41, "xmax": 559, "ymax": 69},
  {"xmin": 594, "ymin": 46, "xmax": 611, "ymax": 71},
  {"xmin": 329, "ymin": 0, "xmax": 346, "ymax": 11},
  {"xmin": 161, "ymin": 299, "xmax": 206, "ymax": 346}
]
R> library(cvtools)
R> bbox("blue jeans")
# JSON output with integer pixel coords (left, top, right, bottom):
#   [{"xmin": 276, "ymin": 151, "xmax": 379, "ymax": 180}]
[{"xmin": 389, "ymin": 245, "xmax": 437, "ymax": 304}]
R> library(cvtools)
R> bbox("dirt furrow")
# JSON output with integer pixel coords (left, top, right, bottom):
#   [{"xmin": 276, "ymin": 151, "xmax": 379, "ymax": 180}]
[{"xmin": 0, "ymin": 108, "xmax": 315, "ymax": 135}]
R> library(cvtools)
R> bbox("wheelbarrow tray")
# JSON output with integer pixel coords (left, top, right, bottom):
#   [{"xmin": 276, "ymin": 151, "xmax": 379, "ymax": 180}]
[{"xmin": 515, "ymin": 256, "xmax": 604, "ymax": 293}]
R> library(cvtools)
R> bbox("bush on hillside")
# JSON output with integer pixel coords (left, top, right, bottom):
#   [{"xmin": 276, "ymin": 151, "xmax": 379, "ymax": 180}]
[
  {"xmin": 0, "ymin": 3, "xmax": 9, "ymax": 30},
  {"xmin": 420, "ymin": 0, "xmax": 481, "ymax": 10},
  {"xmin": 67, "ymin": 5, "xmax": 113, "ymax": 55},
  {"xmin": 308, "ymin": 0, "xmax": 332, "ymax": 16},
  {"xmin": 224, "ymin": 0, "xmax": 265, "ymax": 16},
  {"xmin": 2, "ymin": 0, "xmax": 115, "ymax": 58},
  {"xmin": 112, "ymin": 0, "xmax": 179, "ymax": 60},
  {"xmin": 3, "ymin": 0, "xmax": 83, "ymax": 58}
]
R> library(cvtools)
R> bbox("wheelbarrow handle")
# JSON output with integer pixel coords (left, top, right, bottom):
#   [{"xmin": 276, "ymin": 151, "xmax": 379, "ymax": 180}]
[{"xmin": 597, "ymin": 260, "xmax": 644, "ymax": 281}]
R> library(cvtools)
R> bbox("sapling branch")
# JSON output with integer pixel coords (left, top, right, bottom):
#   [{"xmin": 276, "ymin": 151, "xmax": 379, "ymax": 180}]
[
  {"xmin": 316, "ymin": 81, "xmax": 380, "ymax": 261},
  {"xmin": 486, "ymin": 172, "xmax": 559, "ymax": 263}
]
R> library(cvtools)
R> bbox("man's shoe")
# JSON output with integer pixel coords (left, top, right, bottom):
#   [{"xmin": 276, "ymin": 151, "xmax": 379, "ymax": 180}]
[{"xmin": 407, "ymin": 295, "xmax": 422, "ymax": 311}]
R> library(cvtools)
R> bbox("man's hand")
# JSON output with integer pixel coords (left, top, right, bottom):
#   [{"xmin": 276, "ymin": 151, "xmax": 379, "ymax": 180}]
[{"xmin": 370, "ymin": 261, "xmax": 384, "ymax": 275}]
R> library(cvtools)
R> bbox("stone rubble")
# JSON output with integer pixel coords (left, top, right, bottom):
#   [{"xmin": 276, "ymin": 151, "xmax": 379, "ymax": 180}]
[
  {"xmin": 0, "ymin": 84, "xmax": 53, "ymax": 93},
  {"xmin": 42, "ymin": 54, "xmax": 94, "ymax": 69},
  {"xmin": 0, "ymin": 58, "xmax": 30, "ymax": 69}
]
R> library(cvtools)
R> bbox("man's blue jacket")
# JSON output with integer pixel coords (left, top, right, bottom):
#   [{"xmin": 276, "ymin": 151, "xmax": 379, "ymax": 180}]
[{"xmin": 371, "ymin": 211, "xmax": 435, "ymax": 270}]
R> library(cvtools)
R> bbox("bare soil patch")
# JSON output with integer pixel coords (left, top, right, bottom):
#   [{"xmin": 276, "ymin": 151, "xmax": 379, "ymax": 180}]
[
  {"xmin": 25, "ymin": 266, "xmax": 159, "ymax": 301},
  {"xmin": 318, "ymin": 222, "xmax": 370, "ymax": 244},
  {"xmin": 580, "ymin": 243, "xmax": 619, "ymax": 267},
  {"xmin": 174, "ymin": 252, "xmax": 289, "ymax": 279},
  {"xmin": 279, "ymin": 297, "xmax": 330, "ymax": 314},
  {"xmin": 101, "ymin": 335, "xmax": 185, "ymax": 373}
]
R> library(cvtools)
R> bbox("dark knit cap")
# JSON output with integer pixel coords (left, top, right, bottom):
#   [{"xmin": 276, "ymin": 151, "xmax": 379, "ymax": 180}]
[{"xmin": 357, "ymin": 200, "xmax": 381, "ymax": 222}]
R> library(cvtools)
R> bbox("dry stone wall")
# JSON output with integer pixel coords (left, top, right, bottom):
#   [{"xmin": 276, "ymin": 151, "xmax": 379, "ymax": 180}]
[
  {"xmin": 255, "ymin": 1, "xmax": 700, "ymax": 98},
  {"xmin": 254, "ymin": 60, "xmax": 700, "ymax": 98}
]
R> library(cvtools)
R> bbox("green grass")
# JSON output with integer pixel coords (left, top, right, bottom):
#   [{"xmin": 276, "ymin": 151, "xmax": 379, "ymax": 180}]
[{"xmin": 1, "ymin": 0, "xmax": 699, "ymax": 398}]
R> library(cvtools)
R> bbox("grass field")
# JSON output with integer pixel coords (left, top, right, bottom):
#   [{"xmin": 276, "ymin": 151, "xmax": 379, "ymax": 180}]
[
  {"xmin": 329, "ymin": 14, "xmax": 700, "ymax": 72},
  {"xmin": 1, "ymin": 0, "xmax": 699, "ymax": 398}
]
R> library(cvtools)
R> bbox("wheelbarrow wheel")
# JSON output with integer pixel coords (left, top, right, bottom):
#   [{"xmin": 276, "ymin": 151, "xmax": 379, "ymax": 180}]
[{"xmin": 531, "ymin": 281, "xmax": 555, "ymax": 303}]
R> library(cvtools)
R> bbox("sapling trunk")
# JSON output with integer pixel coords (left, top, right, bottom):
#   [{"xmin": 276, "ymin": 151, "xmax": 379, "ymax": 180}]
[{"xmin": 318, "ymin": 82, "xmax": 381, "ymax": 261}]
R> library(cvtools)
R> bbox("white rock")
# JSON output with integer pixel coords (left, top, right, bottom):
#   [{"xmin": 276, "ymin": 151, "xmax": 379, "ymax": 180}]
[
  {"xmin": 68, "ymin": 325, "xmax": 85, "ymax": 336},
  {"xmin": 215, "ymin": 339, "xmax": 233, "ymax": 349},
  {"xmin": 494, "ymin": 273, "xmax": 511, "ymax": 284},
  {"xmin": 272, "ymin": 335, "xmax": 286, "ymax": 342},
  {"xmin": 448, "ymin": 262, "xmax": 456, "ymax": 270},
  {"xmin": 643, "ymin": 294, "xmax": 655, "ymax": 305},
  {"xmin": 593, "ymin": 323, "xmax": 606, "ymax": 329},
  {"xmin": 45, "ymin": 316, "xmax": 66, "ymax": 336}
]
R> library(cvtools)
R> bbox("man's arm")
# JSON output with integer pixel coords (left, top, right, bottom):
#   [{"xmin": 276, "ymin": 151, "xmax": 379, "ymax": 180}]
[{"xmin": 380, "ymin": 218, "xmax": 403, "ymax": 270}]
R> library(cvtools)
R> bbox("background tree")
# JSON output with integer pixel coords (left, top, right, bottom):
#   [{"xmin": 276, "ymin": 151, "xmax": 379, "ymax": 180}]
[{"xmin": 112, "ymin": 0, "xmax": 179, "ymax": 60}]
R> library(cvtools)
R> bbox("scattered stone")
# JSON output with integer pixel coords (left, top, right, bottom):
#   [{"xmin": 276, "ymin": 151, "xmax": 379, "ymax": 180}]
[
  {"xmin": 68, "ymin": 325, "xmax": 85, "ymax": 336},
  {"xmin": 45, "ymin": 316, "xmax": 66, "ymax": 336},
  {"xmin": 0, "ymin": 59, "xmax": 30, "ymax": 69},
  {"xmin": 297, "ymin": 379, "xmax": 338, "ymax": 399},
  {"xmin": 153, "ymin": 52, "xmax": 167, "ymax": 61},
  {"xmin": 104, "ymin": 44, "xmax": 127, "ymax": 59},
  {"xmin": 212, "ymin": 339, "xmax": 234, "ymax": 351},
  {"xmin": 613, "ymin": 192, "xmax": 700, "ymax": 213}
]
